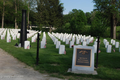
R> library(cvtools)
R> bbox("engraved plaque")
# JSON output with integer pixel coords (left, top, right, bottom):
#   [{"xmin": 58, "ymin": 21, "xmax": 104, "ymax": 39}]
[{"xmin": 75, "ymin": 48, "xmax": 92, "ymax": 67}]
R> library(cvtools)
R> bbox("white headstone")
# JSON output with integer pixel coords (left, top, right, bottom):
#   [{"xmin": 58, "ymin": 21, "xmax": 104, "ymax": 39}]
[
  {"xmin": 56, "ymin": 41, "xmax": 61, "ymax": 48},
  {"xmin": 106, "ymin": 45, "xmax": 112, "ymax": 53},
  {"xmin": 82, "ymin": 41, "xmax": 86, "ymax": 46},
  {"xmin": 1, "ymin": 35, "xmax": 5, "ymax": 40},
  {"xmin": 76, "ymin": 38, "xmax": 79, "ymax": 44},
  {"xmin": 70, "ymin": 41, "xmax": 74, "ymax": 48},
  {"xmin": 65, "ymin": 39, "xmax": 69, "ymax": 44},
  {"xmin": 41, "ymin": 41, "xmax": 45, "ymax": 48},
  {"xmin": 105, "ymin": 42, "xmax": 109, "ymax": 48},
  {"xmin": 59, "ymin": 45, "xmax": 65, "ymax": 54},
  {"xmin": 24, "ymin": 41, "xmax": 30, "ymax": 49},
  {"xmin": 115, "ymin": 42, "xmax": 119, "ymax": 48},
  {"xmin": 119, "ymin": 46, "xmax": 120, "ymax": 52},
  {"xmin": 112, "ymin": 40, "xmax": 115, "ymax": 45},
  {"xmin": 93, "ymin": 45, "xmax": 97, "ymax": 53},
  {"xmin": 7, "ymin": 36, "xmax": 11, "ymax": 43}
]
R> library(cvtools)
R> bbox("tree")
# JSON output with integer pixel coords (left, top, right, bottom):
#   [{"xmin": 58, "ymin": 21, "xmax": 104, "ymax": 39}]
[
  {"xmin": 69, "ymin": 9, "xmax": 87, "ymax": 34},
  {"xmin": 36, "ymin": 0, "xmax": 64, "ymax": 32},
  {"xmin": 85, "ymin": 12, "xmax": 91, "ymax": 25},
  {"xmin": 1, "ymin": 0, "xmax": 5, "ymax": 28},
  {"xmin": 93, "ymin": 0, "xmax": 120, "ymax": 39},
  {"xmin": 90, "ymin": 11, "xmax": 108, "ymax": 37}
]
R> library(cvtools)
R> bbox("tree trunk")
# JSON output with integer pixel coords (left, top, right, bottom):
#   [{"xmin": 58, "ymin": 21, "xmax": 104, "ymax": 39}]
[
  {"xmin": 113, "ymin": 16, "xmax": 116, "ymax": 39},
  {"xmin": 2, "ymin": 1, "xmax": 5, "ymax": 28},
  {"xmin": 49, "ymin": 26, "xmax": 52, "ymax": 32},
  {"xmin": 111, "ymin": 14, "xmax": 116, "ymax": 39},
  {"xmin": 15, "ymin": 0, "xmax": 17, "ymax": 29},
  {"xmin": 27, "ymin": 0, "xmax": 30, "ymax": 29},
  {"xmin": 110, "ymin": 15, "xmax": 113, "ymax": 38}
]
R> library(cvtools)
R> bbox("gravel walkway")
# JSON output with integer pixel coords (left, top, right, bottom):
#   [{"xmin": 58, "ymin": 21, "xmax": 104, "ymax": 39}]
[{"xmin": 0, "ymin": 48, "xmax": 65, "ymax": 80}]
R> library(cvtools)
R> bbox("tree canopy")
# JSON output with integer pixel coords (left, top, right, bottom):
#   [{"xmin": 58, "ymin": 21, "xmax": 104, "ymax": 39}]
[
  {"xmin": 93, "ymin": 0, "xmax": 120, "ymax": 39},
  {"xmin": 36, "ymin": 0, "xmax": 64, "ymax": 32}
]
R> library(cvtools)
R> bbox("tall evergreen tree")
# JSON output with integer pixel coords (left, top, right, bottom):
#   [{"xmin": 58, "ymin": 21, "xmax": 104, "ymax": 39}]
[
  {"xmin": 36, "ymin": 0, "xmax": 64, "ymax": 32},
  {"xmin": 93, "ymin": 0, "xmax": 120, "ymax": 39}
]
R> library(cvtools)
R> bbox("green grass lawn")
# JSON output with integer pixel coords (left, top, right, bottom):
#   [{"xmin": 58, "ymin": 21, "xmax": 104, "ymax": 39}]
[{"xmin": 0, "ymin": 32, "xmax": 120, "ymax": 80}]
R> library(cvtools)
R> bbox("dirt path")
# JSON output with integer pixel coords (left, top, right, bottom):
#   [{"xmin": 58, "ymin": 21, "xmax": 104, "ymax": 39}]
[{"xmin": 0, "ymin": 48, "xmax": 66, "ymax": 80}]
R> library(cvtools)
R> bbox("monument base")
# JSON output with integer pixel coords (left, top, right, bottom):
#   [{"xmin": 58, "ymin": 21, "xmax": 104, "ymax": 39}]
[{"xmin": 67, "ymin": 68, "xmax": 98, "ymax": 75}]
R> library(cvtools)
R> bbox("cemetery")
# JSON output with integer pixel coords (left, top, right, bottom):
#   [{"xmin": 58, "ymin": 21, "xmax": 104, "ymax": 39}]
[
  {"xmin": 0, "ymin": 27, "xmax": 120, "ymax": 80},
  {"xmin": 1, "ymin": 0, "xmax": 120, "ymax": 80}
]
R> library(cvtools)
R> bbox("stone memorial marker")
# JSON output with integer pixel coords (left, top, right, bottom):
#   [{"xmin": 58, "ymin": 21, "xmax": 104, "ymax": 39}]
[
  {"xmin": 7, "ymin": 36, "xmax": 11, "ymax": 43},
  {"xmin": 94, "ymin": 41, "xmax": 97, "ymax": 45},
  {"xmin": 105, "ymin": 42, "xmax": 109, "ymax": 48},
  {"xmin": 76, "ymin": 38, "xmax": 79, "ymax": 44},
  {"xmin": 93, "ymin": 45, "xmax": 97, "ymax": 53},
  {"xmin": 111, "ymin": 39, "xmax": 113, "ymax": 44},
  {"xmin": 12, "ymin": 35, "xmax": 16, "ymax": 40},
  {"xmin": 68, "ymin": 45, "xmax": 97, "ymax": 75},
  {"xmin": 82, "ymin": 41, "xmax": 86, "ymax": 46},
  {"xmin": 59, "ymin": 45, "xmax": 65, "ymax": 54},
  {"xmin": 1, "ymin": 35, "xmax": 5, "ymax": 40},
  {"xmin": 24, "ymin": 41, "xmax": 30, "ymax": 49},
  {"xmin": 41, "ymin": 41, "xmax": 45, "ymax": 48},
  {"xmin": 119, "ymin": 46, "xmax": 120, "ymax": 52},
  {"xmin": 106, "ymin": 45, "xmax": 112, "ymax": 53},
  {"xmin": 70, "ymin": 41, "xmax": 74, "ymax": 48},
  {"xmin": 65, "ymin": 39, "xmax": 69, "ymax": 44},
  {"xmin": 112, "ymin": 40, "xmax": 115, "ymax": 45},
  {"xmin": 115, "ymin": 42, "xmax": 119, "ymax": 48},
  {"xmin": 56, "ymin": 41, "xmax": 61, "ymax": 48}
]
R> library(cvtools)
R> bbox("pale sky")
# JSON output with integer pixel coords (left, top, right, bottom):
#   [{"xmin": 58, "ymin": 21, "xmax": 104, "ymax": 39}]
[{"xmin": 60, "ymin": 0, "xmax": 95, "ymax": 14}]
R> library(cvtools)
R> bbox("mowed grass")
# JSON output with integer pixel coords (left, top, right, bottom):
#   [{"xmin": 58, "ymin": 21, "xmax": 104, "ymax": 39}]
[{"xmin": 0, "ymin": 32, "xmax": 120, "ymax": 80}]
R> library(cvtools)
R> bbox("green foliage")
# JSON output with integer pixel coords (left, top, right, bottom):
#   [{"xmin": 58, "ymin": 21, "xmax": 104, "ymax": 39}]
[
  {"xmin": 90, "ymin": 11, "xmax": 109, "ymax": 37},
  {"xmin": 85, "ymin": 12, "xmax": 91, "ymax": 25},
  {"xmin": 93, "ymin": 0, "xmax": 120, "ymax": 39},
  {"xmin": 36, "ymin": 0, "xmax": 64, "ymax": 29},
  {"xmin": 0, "ymin": 0, "xmax": 36, "ymax": 28},
  {"xmin": 69, "ymin": 9, "xmax": 87, "ymax": 34}
]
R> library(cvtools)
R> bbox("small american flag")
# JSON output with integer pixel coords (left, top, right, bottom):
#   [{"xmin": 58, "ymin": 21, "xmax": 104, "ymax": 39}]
[
  {"xmin": 64, "ymin": 50, "xmax": 66, "ymax": 54},
  {"xmin": 90, "ymin": 40, "xmax": 93, "ymax": 43},
  {"xmin": 79, "ymin": 42, "xmax": 81, "ymax": 44},
  {"xmin": 98, "ymin": 49, "xmax": 101, "ymax": 53},
  {"xmin": 113, "ymin": 48, "xmax": 115, "ymax": 52},
  {"xmin": 44, "ymin": 45, "xmax": 46, "ymax": 48},
  {"xmin": 9, "ymin": 39, "xmax": 11, "ymax": 42},
  {"xmin": 34, "ymin": 39, "xmax": 36, "ymax": 42},
  {"xmin": 72, "ymin": 45, "xmax": 74, "ymax": 48},
  {"xmin": 27, "ymin": 45, "xmax": 29, "ymax": 49}
]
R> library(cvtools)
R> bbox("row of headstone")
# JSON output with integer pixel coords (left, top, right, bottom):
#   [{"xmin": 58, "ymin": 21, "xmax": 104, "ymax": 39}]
[
  {"xmin": 53, "ymin": 32, "xmax": 94, "ymax": 44},
  {"xmin": 51, "ymin": 32, "xmax": 94, "ymax": 49},
  {"xmin": 9, "ymin": 29, "xmax": 16, "ymax": 40},
  {"xmin": 48, "ymin": 32, "xmax": 61, "ymax": 49},
  {"xmin": 103, "ymin": 39, "xmax": 120, "ymax": 53},
  {"xmin": 27, "ymin": 30, "xmax": 38, "ymax": 38},
  {"xmin": 6, "ymin": 29, "xmax": 11, "ymax": 43},
  {"xmin": 48, "ymin": 32, "xmax": 66, "ymax": 54},
  {"xmin": 31, "ymin": 34, "xmax": 37, "ymax": 42},
  {"xmin": 1, "ymin": 29, "xmax": 6, "ymax": 40},
  {"xmin": 0, "ymin": 28, "xmax": 5, "ymax": 36},
  {"xmin": 24, "ymin": 31, "xmax": 41, "ymax": 49}
]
